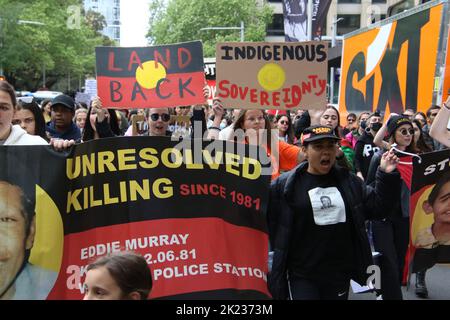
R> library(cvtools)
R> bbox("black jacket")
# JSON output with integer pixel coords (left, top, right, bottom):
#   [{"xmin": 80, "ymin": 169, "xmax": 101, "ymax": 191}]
[
  {"xmin": 366, "ymin": 150, "xmax": 410, "ymax": 218},
  {"xmin": 267, "ymin": 162, "xmax": 401, "ymax": 299},
  {"xmin": 354, "ymin": 131, "xmax": 380, "ymax": 179}
]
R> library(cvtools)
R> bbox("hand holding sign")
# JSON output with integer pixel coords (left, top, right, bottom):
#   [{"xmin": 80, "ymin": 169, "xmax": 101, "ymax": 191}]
[
  {"xmin": 379, "ymin": 150, "xmax": 400, "ymax": 173},
  {"xmin": 91, "ymin": 97, "xmax": 107, "ymax": 123}
]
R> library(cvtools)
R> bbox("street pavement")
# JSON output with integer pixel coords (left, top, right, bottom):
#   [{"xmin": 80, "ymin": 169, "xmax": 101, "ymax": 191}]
[{"xmin": 349, "ymin": 264, "xmax": 450, "ymax": 300}]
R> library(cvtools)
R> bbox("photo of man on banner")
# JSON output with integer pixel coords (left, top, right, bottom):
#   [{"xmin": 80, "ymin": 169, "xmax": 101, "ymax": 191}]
[{"xmin": 0, "ymin": 179, "xmax": 58, "ymax": 300}]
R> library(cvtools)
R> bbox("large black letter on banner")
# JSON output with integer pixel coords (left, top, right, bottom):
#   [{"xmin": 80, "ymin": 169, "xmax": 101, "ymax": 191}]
[
  {"xmin": 376, "ymin": 10, "xmax": 429, "ymax": 114},
  {"xmin": 110, "ymin": 81, "xmax": 123, "ymax": 102},
  {"xmin": 345, "ymin": 52, "xmax": 368, "ymax": 112}
]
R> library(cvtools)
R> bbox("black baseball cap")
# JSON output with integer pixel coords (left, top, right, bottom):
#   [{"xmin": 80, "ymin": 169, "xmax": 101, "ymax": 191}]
[
  {"xmin": 51, "ymin": 94, "xmax": 76, "ymax": 111},
  {"xmin": 301, "ymin": 125, "xmax": 340, "ymax": 145}
]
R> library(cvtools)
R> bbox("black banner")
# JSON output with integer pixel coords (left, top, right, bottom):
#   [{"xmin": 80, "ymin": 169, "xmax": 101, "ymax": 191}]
[{"xmin": 0, "ymin": 137, "xmax": 271, "ymax": 300}]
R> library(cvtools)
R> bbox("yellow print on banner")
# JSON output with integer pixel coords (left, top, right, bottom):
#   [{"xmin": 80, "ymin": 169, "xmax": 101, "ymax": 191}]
[
  {"xmin": 66, "ymin": 148, "xmax": 262, "ymax": 181},
  {"xmin": 66, "ymin": 178, "xmax": 173, "ymax": 213}
]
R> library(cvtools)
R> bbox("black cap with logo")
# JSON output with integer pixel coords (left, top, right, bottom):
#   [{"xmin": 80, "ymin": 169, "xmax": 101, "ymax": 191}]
[{"xmin": 301, "ymin": 125, "xmax": 340, "ymax": 145}]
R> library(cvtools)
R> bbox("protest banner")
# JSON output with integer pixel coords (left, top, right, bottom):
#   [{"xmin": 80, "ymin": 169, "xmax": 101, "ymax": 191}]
[
  {"xmin": 409, "ymin": 149, "xmax": 450, "ymax": 272},
  {"xmin": 0, "ymin": 137, "xmax": 271, "ymax": 299},
  {"xmin": 216, "ymin": 42, "xmax": 328, "ymax": 110},
  {"xmin": 339, "ymin": 2, "xmax": 446, "ymax": 119},
  {"xmin": 96, "ymin": 41, "xmax": 206, "ymax": 109}
]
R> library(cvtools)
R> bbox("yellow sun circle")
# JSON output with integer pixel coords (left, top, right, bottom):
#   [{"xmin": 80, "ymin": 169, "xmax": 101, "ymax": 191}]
[
  {"xmin": 135, "ymin": 60, "xmax": 167, "ymax": 89},
  {"xmin": 257, "ymin": 63, "xmax": 286, "ymax": 91}
]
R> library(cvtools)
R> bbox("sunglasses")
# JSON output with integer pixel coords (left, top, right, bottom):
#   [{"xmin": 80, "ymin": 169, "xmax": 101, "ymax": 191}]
[
  {"xmin": 150, "ymin": 113, "xmax": 170, "ymax": 122},
  {"xmin": 399, "ymin": 128, "xmax": 415, "ymax": 136},
  {"xmin": 279, "ymin": 120, "xmax": 289, "ymax": 125}
]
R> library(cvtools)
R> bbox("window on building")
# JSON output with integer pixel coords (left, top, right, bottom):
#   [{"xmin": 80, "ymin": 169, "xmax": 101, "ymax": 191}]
[
  {"xmin": 114, "ymin": 28, "xmax": 120, "ymax": 40},
  {"xmin": 336, "ymin": 14, "xmax": 361, "ymax": 35},
  {"xmin": 372, "ymin": 0, "xmax": 386, "ymax": 3},
  {"xmin": 113, "ymin": 7, "xmax": 120, "ymax": 20},
  {"xmin": 267, "ymin": 14, "xmax": 285, "ymax": 36}
]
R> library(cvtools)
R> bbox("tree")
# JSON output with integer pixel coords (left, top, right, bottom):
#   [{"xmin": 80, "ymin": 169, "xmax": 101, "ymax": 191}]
[
  {"xmin": 147, "ymin": 0, "xmax": 273, "ymax": 57},
  {"xmin": 0, "ymin": 0, "xmax": 114, "ymax": 91},
  {"xmin": 85, "ymin": 9, "xmax": 107, "ymax": 34}
]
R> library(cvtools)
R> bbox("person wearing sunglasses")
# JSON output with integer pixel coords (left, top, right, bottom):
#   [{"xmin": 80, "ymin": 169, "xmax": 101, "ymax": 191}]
[
  {"xmin": 148, "ymin": 108, "xmax": 172, "ymax": 137},
  {"xmin": 373, "ymin": 114, "xmax": 419, "ymax": 153},
  {"xmin": 367, "ymin": 115, "xmax": 419, "ymax": 300},
  {"xmin": 275, "ymin": 114, "xmax": 294, "ymax": 144}
]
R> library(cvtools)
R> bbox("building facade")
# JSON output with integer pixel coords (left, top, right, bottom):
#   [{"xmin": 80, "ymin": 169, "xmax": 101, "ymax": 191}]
[
  {"xmin": 265, "ymin": 0, "xmax": 399, "ymax": 42},
  {"xmin": 84, "ymin": 0, "xmax": 121, "ymax": 42}
]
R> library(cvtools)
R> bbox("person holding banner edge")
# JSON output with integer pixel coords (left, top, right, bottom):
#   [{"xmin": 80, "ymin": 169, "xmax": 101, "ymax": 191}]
[{"xmin": 267, "ymin": 125, "xmax": 401, "ymax": 300}]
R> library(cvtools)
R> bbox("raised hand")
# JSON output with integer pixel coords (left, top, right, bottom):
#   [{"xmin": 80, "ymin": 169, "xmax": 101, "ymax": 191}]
[
  {"xmin": 91, "ymin": 96, "xmax": 107, "ymax": 122},
  {"xmin": 379, "ymin": 149, "xmax": 399, "ymax": 173}
]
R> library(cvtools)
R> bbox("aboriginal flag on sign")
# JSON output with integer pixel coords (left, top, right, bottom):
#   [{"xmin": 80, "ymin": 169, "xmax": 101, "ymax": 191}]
[
  {"xmin": 96, "ymin": 41, "xmax": 206, "ymax": 109},
  {"xmin": 0, "ymin": 137, "xmax": 271, "ymax": 300}
]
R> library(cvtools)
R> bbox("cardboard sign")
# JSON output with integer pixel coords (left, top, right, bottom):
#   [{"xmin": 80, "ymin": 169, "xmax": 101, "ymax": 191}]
[
  {"xmin": 96, "ymin": 41, "xmax": 206, "ymax": 109},
  {"xmin": 216, "ymin": 42, "xmax": 328, "ymax": 110},
  {"xmin": 339, "ymin": 3, "xmax": 444, "ymax": 118}
]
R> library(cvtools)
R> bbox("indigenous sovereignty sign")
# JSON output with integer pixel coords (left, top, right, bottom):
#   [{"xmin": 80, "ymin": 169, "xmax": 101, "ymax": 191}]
[
  {"xmin": 216, "ymin": 42, "xmax": 328, "ymax": 110},
  {"xmin": 339, "ymin": 3, "xmax": 444, "ymax": 117},
  {"xmin": 0, "ymin": 137, "xmax": 271, "ymax": 299},
  {"xmin": 96, "ymin": 41, "xmax": 206, "ymax": 108},
  {"xmin": 409, "ymin": 150, "xmax": 450, "ymax": 272}
]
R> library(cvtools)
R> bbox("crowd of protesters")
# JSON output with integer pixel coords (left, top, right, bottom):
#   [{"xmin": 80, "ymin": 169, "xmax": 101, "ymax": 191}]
[{"xmin": 1, "ymin": 77, "xmax": 449, "ymax": 300}]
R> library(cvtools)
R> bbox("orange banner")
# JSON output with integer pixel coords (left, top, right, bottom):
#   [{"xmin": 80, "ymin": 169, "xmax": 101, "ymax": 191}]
[{"xmin": 339, "ymin": 4, "xmax": 444, "ymax": 120}]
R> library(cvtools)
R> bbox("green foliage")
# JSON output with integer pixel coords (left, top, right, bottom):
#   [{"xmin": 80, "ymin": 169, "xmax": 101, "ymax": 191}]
[
  {"xmin": 0, "ymin": 0, "xmax": 114, "ymax": 91},
  {"xmin": 85, "ymin": 9, "xmax": 107, "ymax": 33},
  {"xmin": 147, "ymin": 0, "xmax": 273, "ymax": 57}
]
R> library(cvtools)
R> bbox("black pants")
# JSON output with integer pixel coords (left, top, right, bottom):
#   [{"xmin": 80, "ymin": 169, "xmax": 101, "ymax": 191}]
[
  {"xmin": 288, "ymin": 276, "xmax": 349, "ymax": 300},
  {"xmin": 372, "ymin": 216, "xmax": 409, "ymax": 300}
]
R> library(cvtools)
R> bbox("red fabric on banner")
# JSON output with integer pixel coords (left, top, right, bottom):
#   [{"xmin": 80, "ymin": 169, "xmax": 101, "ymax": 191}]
[
  {"xmin": 47, "ymin": 217, "xmax": 269, "ymax": 300},
  {"xmin": 396, "ymin": 156, "xmax": 413, "ymax": 190}
]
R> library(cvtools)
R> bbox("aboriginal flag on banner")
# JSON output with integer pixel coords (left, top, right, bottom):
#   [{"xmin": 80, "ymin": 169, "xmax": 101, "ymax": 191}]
[
  {"xmin": 0, "ymin": 137, "xmax": 272, "ymax": 299},
  {"xmin": 409, "ymin": 150, "xmax": 450, "ymax": 273},
  {"xmin": 96, "ymin": 41, "xmax": 206, "ymax": 109}
]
